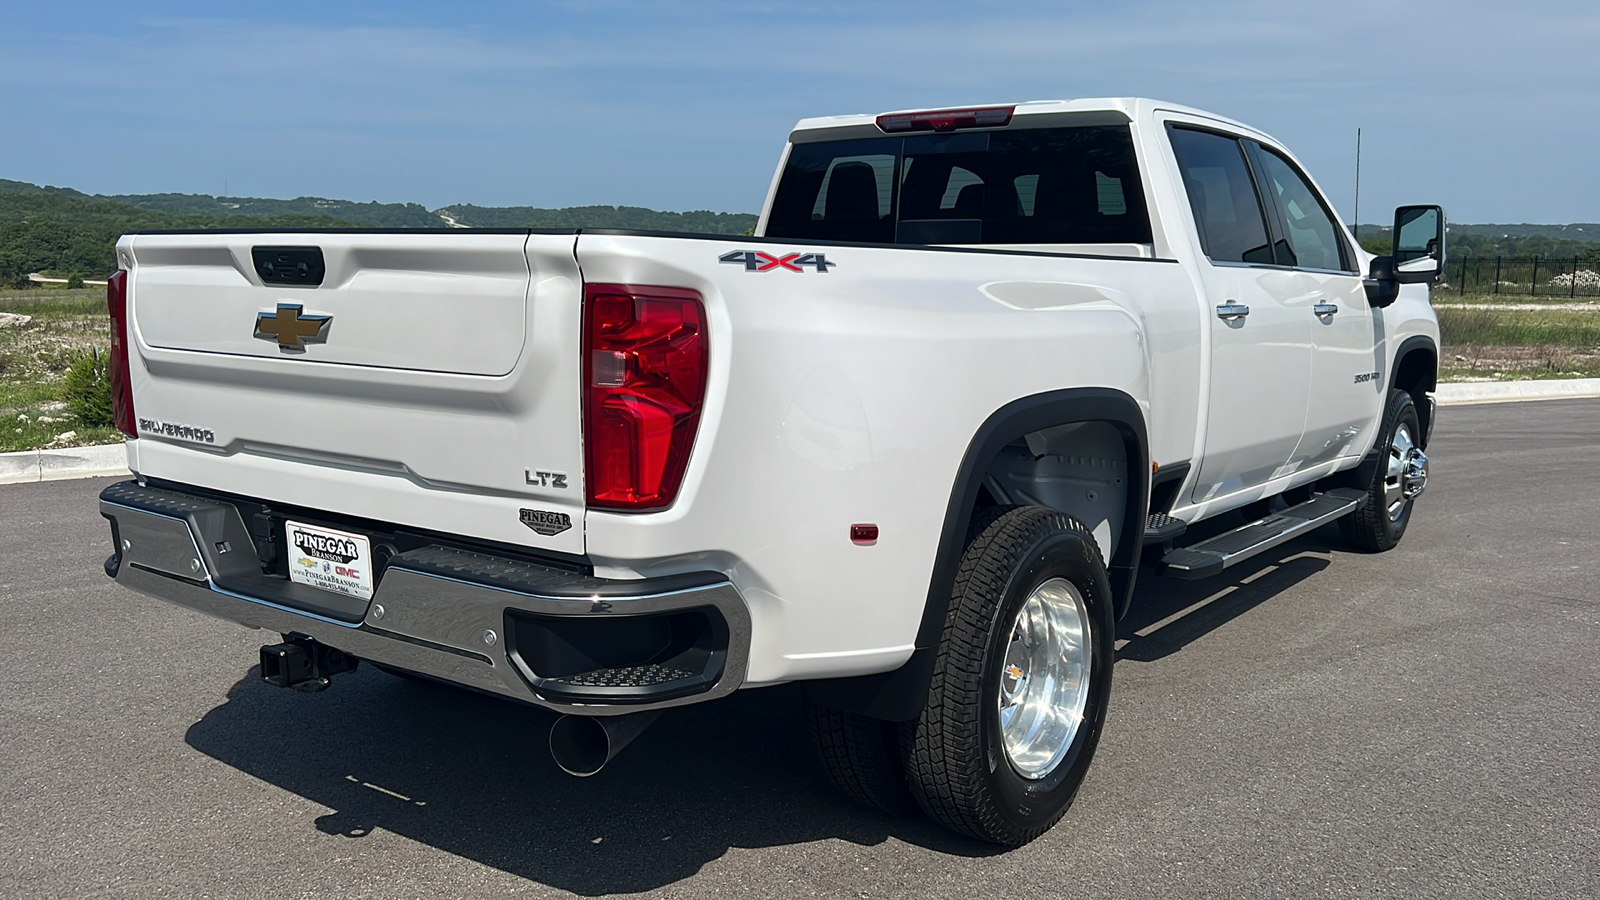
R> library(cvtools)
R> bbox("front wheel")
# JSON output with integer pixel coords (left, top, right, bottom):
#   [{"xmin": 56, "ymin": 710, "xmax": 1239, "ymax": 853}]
[
  {"xmin": 1340, "ymin": 389, "xmax": 1428, "ymax": 552},
  {"xmin": 903, "ymin": 506, "xmax": 1116, "ymax": 846}
]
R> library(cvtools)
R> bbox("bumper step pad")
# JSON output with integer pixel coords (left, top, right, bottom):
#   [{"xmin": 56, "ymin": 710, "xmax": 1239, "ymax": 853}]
[{"xmin": 1144, "ymin": 512, "xmax": 1188, "ymax": 542}]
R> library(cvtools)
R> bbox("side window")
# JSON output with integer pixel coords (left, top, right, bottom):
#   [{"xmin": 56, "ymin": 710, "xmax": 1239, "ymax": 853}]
[
  {"xmin": 1167, "ymin": 126, "xmax": 1274, "ymax": 265},
  {"xmin": 1249, "ymin": 145, "xmax": 1352, "ymax": 272}
]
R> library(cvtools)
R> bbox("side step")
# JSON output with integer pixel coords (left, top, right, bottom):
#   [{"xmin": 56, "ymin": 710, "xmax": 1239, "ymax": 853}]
[{"xmin": 1157, "ymin": 488, "xmax": 1367, "ymax": 580}]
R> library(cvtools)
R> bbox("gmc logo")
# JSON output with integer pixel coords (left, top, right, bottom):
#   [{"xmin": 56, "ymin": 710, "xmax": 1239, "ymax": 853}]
[{"xmin": 719, "ymin": 250, "xmax": 836, "ymax": 273}]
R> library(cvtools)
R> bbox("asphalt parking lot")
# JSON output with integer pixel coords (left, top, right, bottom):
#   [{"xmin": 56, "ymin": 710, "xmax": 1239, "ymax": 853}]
[{"xmin": 2, "ymin": 399, "xmax": 1597, "ymax": 899}]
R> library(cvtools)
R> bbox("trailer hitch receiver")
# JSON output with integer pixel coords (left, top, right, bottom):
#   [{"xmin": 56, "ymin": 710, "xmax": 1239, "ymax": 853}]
[{"xmin": 260, "ymin": 634, "xmax": 359, "ymax": 692}]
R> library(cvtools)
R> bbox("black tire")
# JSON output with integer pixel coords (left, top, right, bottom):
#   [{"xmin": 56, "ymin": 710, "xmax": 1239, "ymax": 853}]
[
  {"xmin": 802, "ymin": 697, "xmax": 919, "ymax": 816},
  {"xmin": 903, "ymin": 506, "xmax": 1116, "ymax": 846},
  {"xmin": 1339, "ymin": 389, "xmax": 1423, "ymax": 552}
]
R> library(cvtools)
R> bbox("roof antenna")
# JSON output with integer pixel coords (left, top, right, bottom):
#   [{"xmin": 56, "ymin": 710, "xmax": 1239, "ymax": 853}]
[{"xmin": 1352, "ymin": 127, "xmax": 1362, "ymax": 245}]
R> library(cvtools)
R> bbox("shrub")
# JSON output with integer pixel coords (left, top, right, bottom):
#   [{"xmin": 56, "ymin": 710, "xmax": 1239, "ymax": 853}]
[
  {"xmin": 62, "ymin": 349, "xmax": 114, "ymax": 427},
  {"xmin": 66, "ymin": 272, "xmax": 85, "ymax": 289}
]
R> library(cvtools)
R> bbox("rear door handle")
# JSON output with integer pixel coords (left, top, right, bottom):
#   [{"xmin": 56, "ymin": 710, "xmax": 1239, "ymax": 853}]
[
  {"xmin": 1215, "ymin": 302, "xmax": 1250, "ymax": 321},
  {"xmin": 1313, "ymin": 303, "xmax": 1339, "ymax": 317}
]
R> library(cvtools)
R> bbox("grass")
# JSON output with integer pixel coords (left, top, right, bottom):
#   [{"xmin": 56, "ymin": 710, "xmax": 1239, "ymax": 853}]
[
  {"xmin": 1433, "ymin": 291, "xmax": 1600, "ymax": 306},
  {"xmin": 0, "ymin": 286, "xmax": 120, "ymax": 453},
  {"xmin": 1433, "ymin": 305, "xmax": 1600, "ymax": 382},
  {"xmin": 1439, "ymin": 352, "xmax": 1600, "ymax": 382},
  {"xmin": 1435, "ymin": 306, "xmax": 1600, "ymax": 346}
]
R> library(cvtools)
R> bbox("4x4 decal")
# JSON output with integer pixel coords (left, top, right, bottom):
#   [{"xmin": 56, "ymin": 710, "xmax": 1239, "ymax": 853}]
[{"xmin": 719, "ymin": 250, "xmax": 836, "ymax": 273}]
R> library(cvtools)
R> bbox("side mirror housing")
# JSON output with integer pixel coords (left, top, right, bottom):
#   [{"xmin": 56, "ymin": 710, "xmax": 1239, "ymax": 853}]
[
  {"xmin": 1365, "ymin": 256, "xmax": 1401, "ymax": 308},
  {"xmin": 1393, "ymin": 204, "xmax": 1446, "ymax": 284}
]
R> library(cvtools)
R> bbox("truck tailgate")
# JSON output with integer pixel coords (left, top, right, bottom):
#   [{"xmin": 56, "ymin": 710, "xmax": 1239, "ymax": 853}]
[{"xmin": 121, "ymin": 231, "xmax": 587, "ymax": 555}]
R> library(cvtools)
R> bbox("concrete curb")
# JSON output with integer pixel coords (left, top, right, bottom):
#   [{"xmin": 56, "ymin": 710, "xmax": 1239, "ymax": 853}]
[
  {"xmin": 2, "ymin": 381, "xmax": 1597, "ymax": 486},
  {"xmin": 1436, "ymin": 378, "xmax": 1600, "ymax": 406},
  {"xmin": 0, "ymin": 443, "xmax": 129, "ymax": 486}
]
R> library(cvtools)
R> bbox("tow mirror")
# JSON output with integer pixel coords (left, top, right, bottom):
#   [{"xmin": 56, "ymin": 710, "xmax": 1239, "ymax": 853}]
[
  {"xmin": 1393, "ymin": 205, "xmax": 1446, "ymax": 284},
  {"xmin": 1365, "ymin": 204, "xmax": 1446, "ymax": 307}
]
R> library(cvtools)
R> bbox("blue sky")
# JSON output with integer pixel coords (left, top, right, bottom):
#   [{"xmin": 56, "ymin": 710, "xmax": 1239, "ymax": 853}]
[{"xmin": 2, "ymin": 0, "xmax": 1596, "ymax": 223}]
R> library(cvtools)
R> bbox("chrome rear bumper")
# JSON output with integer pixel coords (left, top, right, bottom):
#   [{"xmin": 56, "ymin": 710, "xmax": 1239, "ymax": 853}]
[{"xmin": 99, "ymin": 480, "xmax": 749, "ymax": 715}]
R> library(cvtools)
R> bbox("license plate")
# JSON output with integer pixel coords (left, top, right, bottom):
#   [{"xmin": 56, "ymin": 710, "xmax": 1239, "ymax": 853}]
[{"xmin": 285, "ymin": 520, "xmax": 375, "ymax": 601}]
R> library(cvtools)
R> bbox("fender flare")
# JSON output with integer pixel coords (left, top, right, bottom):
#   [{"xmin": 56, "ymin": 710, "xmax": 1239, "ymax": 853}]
[
  {"xmin": 1327, "ymin": 334, "xmax": 1441, "ymax": 494},
  {"xmin": 1389, "ymin": 334, "xmax": 1439, "ymax": 447},
  {"xmin": 803, "ymin": 387, "xmax": 1149, "ymax": 721}
]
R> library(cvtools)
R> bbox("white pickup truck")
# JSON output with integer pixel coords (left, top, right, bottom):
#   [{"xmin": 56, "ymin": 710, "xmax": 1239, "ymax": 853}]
[{"xmin": 97, "ymin": 98, "xmax": 1443, "ymax": 846}]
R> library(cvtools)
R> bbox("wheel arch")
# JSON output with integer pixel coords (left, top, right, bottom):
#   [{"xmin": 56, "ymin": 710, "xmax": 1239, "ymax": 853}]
[
  {"xmin": 803, "ymin": 387, "xmax": 1149, "ymax": 721},
  {"xmin": 1391, "ymin": 335, "xmax": 1438, "ymax": 448},
  {"xmin": 1322, "ymin": 339, "xmax": 1437, "ymax": 496}
]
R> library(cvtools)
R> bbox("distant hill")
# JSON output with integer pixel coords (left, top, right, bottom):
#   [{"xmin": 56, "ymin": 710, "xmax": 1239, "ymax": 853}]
[
  {"xmin": 6, "ymin": 176, "xmax": 1591, "ymax": 280},
  {"xmin": 1353, "ymin": 221, "xmax": 1600, "ymax": 259},
  {"xmin": 0, "ymin": 179, "xmax": 759, "ymax": 281},
  {"xmin": 1448, "ymin": 223, "xmax": 1600, "ymax": 242},
  {"xmin": 0, "ymin": 180, "xmax": 347, "ymax": 281},
  {"xmin": 105, "ymin": 192, "xmax": 442, "ymax": 228},
  {"xmin": 437, "ymin": 204, "xmax": 758, "ymax": 233},
  {"xmin": 94, "ymin": 191, "xmax": 759, "ymax": 233},
  {"xmin": 7, "ymin": 181, "xmax": 760, "ymax": 232}
]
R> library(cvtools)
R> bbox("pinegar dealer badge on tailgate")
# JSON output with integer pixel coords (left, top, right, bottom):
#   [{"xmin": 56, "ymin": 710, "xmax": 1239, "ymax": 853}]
[{"xmin": 520, "ymin": 508, "xmax": 573, "ymax": 536}]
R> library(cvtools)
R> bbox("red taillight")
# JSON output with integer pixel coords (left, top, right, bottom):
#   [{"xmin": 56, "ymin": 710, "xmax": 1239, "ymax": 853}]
[
  {"xmin": 583, "ymin": 284, "xmax": 707, "ymax": 510},
  {"xmin": 107, "ymin": 269, "xmax": 137, "ymax": 438},
  {"xmin": 875, "ymin": 105, "xmax": 1015, "ymax": 134}
]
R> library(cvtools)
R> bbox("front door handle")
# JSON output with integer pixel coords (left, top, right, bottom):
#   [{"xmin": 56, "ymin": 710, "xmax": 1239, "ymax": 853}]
[
  {"xmin": 1313, "ymin": 302, "xmax": 1339, "ymax": 317},
  {"xmin": 1216, "ymin": 302, "xmax": 1250, "ymax": 321}
]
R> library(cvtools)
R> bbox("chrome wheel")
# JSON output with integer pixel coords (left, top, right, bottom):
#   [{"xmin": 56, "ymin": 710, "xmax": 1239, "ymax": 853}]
[
  {"xmin": 1383, "ymin": 422, "xmax": 1429, "ymax": 521},
  {"xmin": 997, "ymin": 577, "xmax": 1093, "ymax": 780}
]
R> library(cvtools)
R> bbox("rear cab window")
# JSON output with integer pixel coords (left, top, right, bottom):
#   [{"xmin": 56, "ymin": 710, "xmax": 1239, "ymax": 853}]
[{"xmin": 765, "ymin": 125, "xmax": 1153, "ymax": 248}]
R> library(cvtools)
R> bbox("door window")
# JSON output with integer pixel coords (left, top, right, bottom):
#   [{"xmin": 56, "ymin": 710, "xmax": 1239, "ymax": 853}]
[
  {"xmin": 1249, "ymin": 145, "xmax": 1353, "ymax": 272},
  {"xmin": 1167, "ymin": 126, "xmax": 1274, "ymax": 265}
]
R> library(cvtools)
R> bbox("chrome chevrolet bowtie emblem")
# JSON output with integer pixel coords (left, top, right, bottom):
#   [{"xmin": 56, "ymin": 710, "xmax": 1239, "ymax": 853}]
[{"xmin": 254, "ymin": 304, "xmax": 331, "ymax": 351}]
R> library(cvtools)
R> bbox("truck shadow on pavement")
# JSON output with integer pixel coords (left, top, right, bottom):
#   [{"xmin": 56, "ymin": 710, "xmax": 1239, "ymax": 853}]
[
  {"xmin": 184, "ymin": 521, "xmax": 1342, "ymax": 893},
  {"xmin": 1117, "ymin": 523, "xmax": 1339, "ymax": 662},
  {"xmin": 186, "ymin": 670, "xmax": 999, "ymax": 895}
]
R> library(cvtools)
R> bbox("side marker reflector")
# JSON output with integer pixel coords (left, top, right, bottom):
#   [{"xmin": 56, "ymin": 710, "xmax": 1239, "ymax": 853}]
[{"xmin": 850, "ymin": 524, "xmax": 879, "ymax": 545}]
